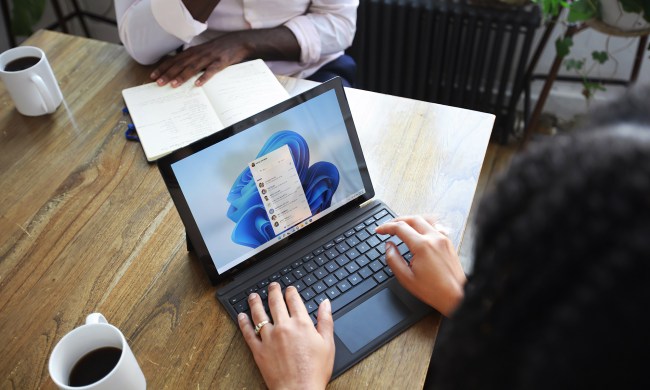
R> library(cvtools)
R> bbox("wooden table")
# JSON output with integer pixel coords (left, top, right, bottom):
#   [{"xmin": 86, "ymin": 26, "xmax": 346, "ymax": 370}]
[{"xmin": 0, "ymin": 30, "xmax": 493, "ymax": 389}]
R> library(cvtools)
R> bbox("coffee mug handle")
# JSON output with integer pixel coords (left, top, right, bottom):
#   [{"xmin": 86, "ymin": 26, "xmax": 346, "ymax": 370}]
[
  {"xmin": 30, "ymin": 74, "xmax": 57, "ymax": 113},
  {"xmin": 86, "ymin": 313, "xmax": 108, "ymax": 325}
]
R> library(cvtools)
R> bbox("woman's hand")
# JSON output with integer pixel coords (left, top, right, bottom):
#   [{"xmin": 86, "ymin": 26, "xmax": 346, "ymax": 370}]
[
  {"xmin": 375, "ymin": 215, "xmax": 466, "ymax": 317},
  {"xmin": 238, "ymin": 282, "xmax": 335, "ymax": 390}
]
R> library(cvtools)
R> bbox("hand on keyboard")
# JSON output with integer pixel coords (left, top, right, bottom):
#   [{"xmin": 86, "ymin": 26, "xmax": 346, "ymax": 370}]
[
  {"xmin": 376, "ymin": 215, "xmax": 467, "ymax": 317},
  {"xmin": 238, "ymin": 282, "xmax": 335, "ymax": 390}
]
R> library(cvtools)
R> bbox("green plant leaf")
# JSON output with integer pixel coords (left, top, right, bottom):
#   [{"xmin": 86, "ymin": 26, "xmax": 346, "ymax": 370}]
[
  {"xmin": 567, "ymin": 0, "xmax": 598, "ymax": 22},
  {"xmin": 582, "ymin": 81, "xmax": 606, "ymax": 100},
  {"xmin": 565, "ymin": 58, "xmax": 585, "ymax": 71},
  {"xmin": 555, "ymin": 37, "xmax": 573, "ymax": 57},
  {"xmin": 591, "ymin": 50, "xmax": 608, "ymax": 64},
  {"xmin": 11, "ymin": 0, "xmax": 47, "ymax": 36}
]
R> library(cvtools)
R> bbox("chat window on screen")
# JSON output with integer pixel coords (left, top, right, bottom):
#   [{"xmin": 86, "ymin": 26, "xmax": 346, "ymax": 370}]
[{"xmin": 250, "ymin": 145, "xmax": 312, "ymax": 236}]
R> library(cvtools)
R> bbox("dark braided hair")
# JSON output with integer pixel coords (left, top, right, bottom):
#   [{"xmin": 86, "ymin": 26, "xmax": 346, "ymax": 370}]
[{"xmin": 430, "ymin": 88, "xmax": 650, "ymax": 389}]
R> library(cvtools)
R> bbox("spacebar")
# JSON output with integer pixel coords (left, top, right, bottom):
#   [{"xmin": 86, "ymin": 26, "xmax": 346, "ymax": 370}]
[{"xmin": 331, "ymin": 278, "xmax": 378, "ymax": 314}]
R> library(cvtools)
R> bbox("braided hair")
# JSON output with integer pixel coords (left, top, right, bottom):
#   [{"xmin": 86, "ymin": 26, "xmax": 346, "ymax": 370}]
[{"xmin": 430, "ymin": 90, "xmax": 650, "ymax": 389}]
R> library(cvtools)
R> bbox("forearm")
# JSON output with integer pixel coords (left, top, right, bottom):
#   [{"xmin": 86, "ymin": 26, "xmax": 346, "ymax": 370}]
[
  {"xmin": 284, "ymin": 0, "xmax": 358, "ymax": 64},
  {"xmin": 115, "ymin": 0, "xmax": 212, "ymax": 65},
  {"xmin": 224, "ymin": 27, "xmax": 300, "ymax": 63}
]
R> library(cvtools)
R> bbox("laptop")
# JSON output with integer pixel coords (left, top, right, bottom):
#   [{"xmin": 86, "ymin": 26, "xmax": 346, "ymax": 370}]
[{"xmin": 157, "ymin": 77, "xmax": 432, "ymax": 379}]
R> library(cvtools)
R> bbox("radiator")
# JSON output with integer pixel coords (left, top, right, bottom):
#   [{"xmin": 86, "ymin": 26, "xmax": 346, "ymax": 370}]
[{"xmin": 347, "ymin": 0, "xmax": 541, "ymax": 143}]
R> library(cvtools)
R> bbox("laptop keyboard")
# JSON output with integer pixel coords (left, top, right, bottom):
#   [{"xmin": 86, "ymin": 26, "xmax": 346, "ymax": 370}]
[{"xmin": 226, "ymin": 208, "xmax": 413, "ymax": 324}]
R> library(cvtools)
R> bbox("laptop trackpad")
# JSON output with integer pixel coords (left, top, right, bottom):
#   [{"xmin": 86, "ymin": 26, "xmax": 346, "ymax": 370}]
[{"xmin": 334, "ymin": 289, "xmax": 411, "ymax": 353}]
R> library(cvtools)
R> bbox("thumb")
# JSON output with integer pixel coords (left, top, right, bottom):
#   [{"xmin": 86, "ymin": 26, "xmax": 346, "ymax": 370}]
[
  {"xmin": 316, "ymin": 299, "xmax": 334, "ymax": 344},
  {"xmin": 385, "ymin": 241, "xmax": 414, "ymax": 285}
]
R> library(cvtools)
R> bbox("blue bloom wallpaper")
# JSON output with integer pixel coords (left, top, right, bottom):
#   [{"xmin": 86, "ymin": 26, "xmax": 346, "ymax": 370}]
[
  {"xmin": 226, "ymin": 130, "xmax": 340, "ymax": 248},
  {"xmin": 171, "ymin": 90, "xmax": 365, "ymax": 273}
]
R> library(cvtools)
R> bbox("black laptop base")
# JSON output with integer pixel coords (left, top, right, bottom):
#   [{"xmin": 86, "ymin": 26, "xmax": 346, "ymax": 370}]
[{"xmin": 215, "ymin": 200, "xmax": 433, "ymax": 379}]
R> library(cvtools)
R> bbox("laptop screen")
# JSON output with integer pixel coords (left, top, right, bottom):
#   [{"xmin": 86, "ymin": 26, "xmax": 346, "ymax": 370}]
[{"xmin": 158, "ymin": 78, "xmax": 374, "ymax": 282}]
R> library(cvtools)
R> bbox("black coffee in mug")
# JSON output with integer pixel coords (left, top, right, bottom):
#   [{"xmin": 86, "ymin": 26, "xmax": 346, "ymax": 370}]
[
  {"xmin": 4, "ymin": 56, "xmax": 40, "ymax": 72},
  {"xmin": 68, "ymin": 346, "xmax": 122, "ymax": 387}
]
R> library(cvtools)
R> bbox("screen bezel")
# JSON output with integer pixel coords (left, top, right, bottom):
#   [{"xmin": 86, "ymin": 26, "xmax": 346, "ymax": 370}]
[{"xmin": 157, "ymin": 77, "xmax": 375, "ymax": 284}]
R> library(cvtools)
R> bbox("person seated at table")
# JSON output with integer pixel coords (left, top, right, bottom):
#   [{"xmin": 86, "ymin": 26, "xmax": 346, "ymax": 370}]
[
  {"xmin": 237, "ymin": 84, "xmax": 650, "ymax": 389},
  {"xmin": 114, "ymin": 0, "xmax": 358, "ymax": 88}
]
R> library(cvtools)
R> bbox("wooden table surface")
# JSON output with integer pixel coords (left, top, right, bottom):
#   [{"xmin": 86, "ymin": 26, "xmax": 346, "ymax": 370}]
[{"xmin": 0, "ymin": 30, "xmax": 493, "ymax": 389}]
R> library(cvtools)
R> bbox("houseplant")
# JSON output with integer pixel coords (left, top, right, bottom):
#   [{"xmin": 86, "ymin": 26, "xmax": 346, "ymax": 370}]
[
  {"xmin": 10, "ymin": 0, "xmax": 47, "ymax": 37},
  {"xmin": 532, "ymin": 0, "xmax": 650, "ymax": 99}
]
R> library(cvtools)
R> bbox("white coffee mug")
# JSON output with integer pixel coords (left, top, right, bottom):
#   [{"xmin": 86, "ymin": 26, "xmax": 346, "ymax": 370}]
[
  {"xmin": 0, "ymin": 46, "xmax": 63, "ymax": 116},
  {"xmin": 49, "ymin": 313, "xmax": 146, "ymax": 390}
]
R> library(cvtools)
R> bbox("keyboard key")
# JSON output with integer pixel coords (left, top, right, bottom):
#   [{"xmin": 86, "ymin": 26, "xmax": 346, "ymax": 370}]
[
  {"xmin": 229, "ymin": 292, "xmax": 246, "ymax": 305},
  {"xmin": 257, "ymin": 280, "xmax": 270, "ymax": 289},
  {"xmin": 324, "ymin": 274, "xmax": 338, "ymax": 287},
  {"xmin": 374, "ymin": 270, "xmax": 389, "ymax": 283},
  {"xmin": 325, "ymin": 248, "xmax": 338, "ymax": 260},
  {"xmin": 293, "ymin": 281, "xmax": 306, "ymax": 292},
  {"xmin": 385, "ymin": 266, "xmax": 394, "ymax": 276},
  {"xmin": 304, "ymin": 261, "xmax": 317, "ymax": 272},
  {"xmin": 404, "ymin": 253, "xmax": 413, "ymax": 262},
  {"xmin": 246, "ymin": 286, "xmax": 258, "ymax": 295},
  {"xmin": 305, "ymin": 301, "xmax": 318, "ymax": 314},
  {"xmin": 344, "ymin": 229, "xmax": 356, "ymax": 237},
  {"xmin": 356, "ymin": 242, "xmax": 370, "ymax": 254},
  {"xmin": 348, "ymin": 273, "xmax": 362, "ymax": 285},
  {"xmin": 366, "ymin": 224, "xmax": 377, "ymax": 235},
  {"xmin": 281, "ymin": 266, "xmax": 292, "ymax": 275},
  {"xmin": 281, "ymin": 274, "xmax": 295, "ymax": 286},
  {"xmin": 326, "ymin": 287, "xmax": 341, "ymax": 300},
  {"xmin": 379, "ymin": 255, "xmax": 387, "ymax": 266},
  {"xmin": 354, "ymin": 223, "xmax": 365, "ymax": 231},
  {"xmin": 314, "ymin": 267, "xmax": 328, "ymax": 279},
  {"xmin": 259, "ymin": 288, "xmax": 268, "ymax": 299},
  {"xmin": 366, "ymin": 248, "xmax": 380, "ymax": 260},
  {"xmin": 369, "ymin": 260, "xmax": 383, "ymax": 272},
  {"xmin": 398, "ymin": 243, "xmax": 409, "ymax": 255},
  {"xmin": 345, "ymin": 262, "xmax": 359, "ymax": 273},
  {"xmin": 331, "ymin": 278, "xmax": 378, "ymax": 313},
  {"xmin": 301, "ymin": 288, "xmax": 316, "ymax": 301},
  {"xmin": 376, "ymin": 215, "xmax": 392, "ymax": 226},
  {"xmin": 366, "ymin": 236, "xmax": 381, "ymax": 248},
  {"xmin": 313, "ymin": 281, "xmax": 327, "ymax": 293},
  {"xmin": 336, "ymin": 280, "xmax": 352, "ymax": 293},
  {"xmin": 346, "ymin": 249, "xmax": 360, "ymax": 260},
  {"xmin": 270, "ymin": 273, "xmax": 281, "ymax": 282},
  {"xmin": 292, "ymin": 260, "xmax": 303, "ymax": 268},
  {"xmin": 335, "ymin": 242, "xmax": 350, "ymax": 253},
  {"xmin": 334, "ymin": 235, "xmax": 346, "ymax": 243},
  {"xmin": 334, "ymin": 268, "xmax": 349, "ymax": 280},
  {"xmin": 292, "ymin": 267, "xmax": 306, "ymax": 279},
  {"xmin": 314, "ymin": 294, "xmax": 328, "ymax": 304},
  {"xmin": 303, "ymin": 274, "xmax": 317, "ymax": 286},
  {"xmin": 324, "ymin": 241, "xmax": 336, "ymax": 250},
  {"xmin": 324, "ymin": 261, "xmax": 338, "ymax": 272},
  {"xmin": 355, "ymin": 254, "xmax": 370, "ymax": 267},
  {"xmin": 374, "ymin": 209, "xmax": 389, "ymax": 219},
  {"xmin": 314, "ymin": 255, "xmax": 328, "ymax": 266},
  {"xmin": 313, "ymin": 248, "xmax": 325, "ymax": 256},
  {"xmin": 303, "ymin": 254, "xmax": 314, "ymax": 262},
  {"xmin": 359, "ymin": 266, "xmax": 373, "ymax": 279},
  {"xmin": 363, "ymin": 217, "xmax": 375, "ymax": 226},
  {"xmin": 234, "ymin": 300, "xmax": 249, "ymax": 313},
  {"xmin": 335, "ymin": 255, "xmax": 349, "ymax": 267},
  {"xmin": 345, "ymin": 236, "xmax": 360, "ymax": 248},
  {"xmin": 356, "ymin": 230, "xmax": 370, "ymax": 242}
]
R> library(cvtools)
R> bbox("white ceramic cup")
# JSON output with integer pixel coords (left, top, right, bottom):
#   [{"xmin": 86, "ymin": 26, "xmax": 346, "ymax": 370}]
[
  {"xmin": 49, "ymin": 313, "xmax": 146, "ymax": 390},
  {"xmin": 0, "ymin": 46, "xmax": 63, "ymax": 116}
]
